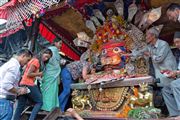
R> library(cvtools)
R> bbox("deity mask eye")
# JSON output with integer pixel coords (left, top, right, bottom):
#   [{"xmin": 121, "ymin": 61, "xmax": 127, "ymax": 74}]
[
  {"xmin": 113, "ymin": 47, "xmax": 122, "ymax": 53},
  {"xmin": 102, "ymin": 49, "xmax": 107, "ymax": 55}
]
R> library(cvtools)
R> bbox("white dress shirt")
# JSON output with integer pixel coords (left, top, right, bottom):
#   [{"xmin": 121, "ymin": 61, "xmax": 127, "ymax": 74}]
[
  {"xmin": 0, "ymin": 58, "xmax": 21, "ymax": 96},
  {"xmin": 178, "ymin": 14, "xmax": 180, "ymax": 22}
]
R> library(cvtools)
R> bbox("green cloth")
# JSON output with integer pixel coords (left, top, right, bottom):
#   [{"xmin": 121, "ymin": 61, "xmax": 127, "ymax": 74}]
[{"xmin": 40, "ymin": 46, "xmax": 61, "ymax": 111}]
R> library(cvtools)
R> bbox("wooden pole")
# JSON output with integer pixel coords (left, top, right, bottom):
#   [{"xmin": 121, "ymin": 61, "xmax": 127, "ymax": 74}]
[
  {"xmin": 22, "ymin": 19, "xmax": 34, "ymax": 48},
  {"xmin": 30, "ymin": 17, "xmax": 41, "ymax": 52}
]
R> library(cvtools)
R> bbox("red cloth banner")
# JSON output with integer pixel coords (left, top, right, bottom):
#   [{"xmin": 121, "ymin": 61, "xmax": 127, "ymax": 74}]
[{"xmin": 39, "ymin": 23, "xmax": 80, "ymax": 60}]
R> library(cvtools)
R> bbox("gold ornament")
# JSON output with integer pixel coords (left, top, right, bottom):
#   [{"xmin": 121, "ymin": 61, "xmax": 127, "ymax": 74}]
[
  {"xmin": 90, "ymin": 87, "xmax": 129, "ymax": 111},
  {"xmin": 71, "ymin": 90, "xmax": 92, "ymax": 110},
  {"xmin": 128, "ymin": 83, "xmax": 153, "ymax": 109}
]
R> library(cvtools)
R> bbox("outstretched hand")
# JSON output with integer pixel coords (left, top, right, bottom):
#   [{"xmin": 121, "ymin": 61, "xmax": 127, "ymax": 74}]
[
  {"xmin": 161, "ymin": 70, "xmax": 177, "ymax": 79},
  {"xmin": 67, "ymin": 108, "xmax": 84, "ymax": 120},
  {"xmin": 17, "ymin": 87, "xmax": 28, "ymax": 96}
]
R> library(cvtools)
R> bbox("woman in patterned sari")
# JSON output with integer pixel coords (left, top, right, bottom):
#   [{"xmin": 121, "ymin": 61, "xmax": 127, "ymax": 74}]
[{"xmin": 59, "ymin": 59, "xmax": 92, "ymax": 112}]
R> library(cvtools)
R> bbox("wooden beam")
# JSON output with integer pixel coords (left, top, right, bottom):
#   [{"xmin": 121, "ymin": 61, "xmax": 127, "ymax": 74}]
[{"xmin": 71, "ymin": 76, "xmax": 154, "ymax": 90}]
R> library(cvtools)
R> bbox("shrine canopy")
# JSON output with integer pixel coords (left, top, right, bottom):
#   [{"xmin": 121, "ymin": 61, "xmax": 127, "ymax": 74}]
[{"xmin": 42, "ymin": 0, "xmax": 180, "ymax": 49}]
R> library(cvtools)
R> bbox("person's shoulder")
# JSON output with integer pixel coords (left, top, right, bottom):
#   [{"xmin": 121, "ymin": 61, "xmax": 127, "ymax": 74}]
[
  {"xmin": 31, "ymin": 58, "xmax": 39, "ymax": 62},
  {"xmin": 30, "ymin": 58, "xmax": 40, "ymax": 66},
  {"xmin": 0, "ymin": 58, "xmax": 20, "ymax": 72},
  {"xmin": 158, "ymin": 39, "xmax": 169, "ymax": 45},
  {"xmin": 8, "ymin": 58, "xmax": 20, "ymax": 67},
  {"xmin": 48, "ymin": 46, "xmax": 57, "ymax": 51},
  {"xmin": 158, "ymin": 39, "xmax": 167, "ymax": 42},
  {"xmin": 48, "ymin": 46, "xmax": 54, "ymax": 49},
  {"xmin": 173, "ymin": 48, "xmax": 180, "ymax": 54},
  {"xmin": 68, "ymin": 61, "xmax": 80, "ymax": 66}
]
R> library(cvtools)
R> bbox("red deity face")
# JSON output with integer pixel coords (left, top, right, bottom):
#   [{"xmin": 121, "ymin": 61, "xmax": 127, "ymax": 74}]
[{"xmin": 100, "ymin": 41, "xmax": 126, "ymax": 66}]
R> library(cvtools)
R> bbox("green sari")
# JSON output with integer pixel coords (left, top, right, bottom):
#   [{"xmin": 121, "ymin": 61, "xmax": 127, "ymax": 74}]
[{"xmin": 40, "ymin": 46, "xmax": 61, "ymax": 111}]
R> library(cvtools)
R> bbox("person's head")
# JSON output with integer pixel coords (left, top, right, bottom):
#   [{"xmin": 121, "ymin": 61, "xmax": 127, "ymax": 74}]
[
  {"xmin": 174, "ymin": 31, "xmax": 180, "ymax": 49},
  {"xmin": 15, "ymin": 49, "xmax": 33, "ymax": 66},
  {"xmin": 166, "ymin": 3, "xmax": 180, "ymax": 22},
  {"xmin": 37, "ymin": 48, "xmax": 53, "ymax": 71},
  {"xmin": 40, "ymin": 48, "xmax": 53, "ymax": 62},
  {"xmin": 53, "ymin": 38, "xmax": 62, "ymax": 49},
  {"xmin": 145, "ymin": 27, "xmax": 159, "ymax": 45}
]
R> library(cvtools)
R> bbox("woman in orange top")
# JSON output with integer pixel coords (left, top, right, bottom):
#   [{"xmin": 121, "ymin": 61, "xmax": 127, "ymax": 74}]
[{"xmin": 13, "ymin": 48, "xmax": 52, "ymax": 120}]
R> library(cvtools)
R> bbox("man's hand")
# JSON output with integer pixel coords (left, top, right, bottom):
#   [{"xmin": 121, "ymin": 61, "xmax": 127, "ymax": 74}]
[
  {"xmin": 67, "ymin": 108, "xmax": 84, "ymax": 120},
  {"xmin": 143, "ymin": 51, "xmax": 151, "ymax": 57},
  {"xmin": 38, "ymin": 72, "xmax": 43, "ymax": 77},
  {"xmin": 17, "ymin": 87, "xmax": 28, "ymax": 96},
  {"xmin": 161, "ymin": 70, "xmax": 177, "ymax": 79},
  {"xmin": 167, "ymin": 71, "xmax": 177, "ymax": 78}
]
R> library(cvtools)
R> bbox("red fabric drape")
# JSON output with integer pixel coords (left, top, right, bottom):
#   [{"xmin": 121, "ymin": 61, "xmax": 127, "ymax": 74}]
[
  {"xmin": 61, "ymin": 43, "xmax": 80, "ymax": 60},
  {"xmin": 39, "ymin": 23, "xmax": 80, "ymax": 60},
  {"xmin": 39, "ymin": 23, "xmax": 56, "ymax": 43}
]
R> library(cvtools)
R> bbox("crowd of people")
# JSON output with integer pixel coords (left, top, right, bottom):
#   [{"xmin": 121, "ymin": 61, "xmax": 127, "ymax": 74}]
[
  {"xmin": 0, "ymin": 37, "xmax": 87, "ymax": 120},
  {"xmin": 0, "ymin": 3, "xmax": 179, "ymax": 120}
]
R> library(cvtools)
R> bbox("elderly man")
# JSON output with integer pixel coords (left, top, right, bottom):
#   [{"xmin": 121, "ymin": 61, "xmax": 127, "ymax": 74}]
[
  {"xmin": 0, "ymin": 49, "xmax": 32, "ymax": 120},
  {"xmin": 162, "ymin": 32, "xmax": 180, "ymax": 117},
  {"xmin": 166, "ymin": 3, "xmax": 180, "ymax": 22},
  {"xmin": 131, "ymin": 27, "xmax": 177, "ymax": 87}
]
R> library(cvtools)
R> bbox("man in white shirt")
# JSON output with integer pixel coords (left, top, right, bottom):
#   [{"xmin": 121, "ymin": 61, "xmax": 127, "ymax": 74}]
[
  {"xmin": 0, "ymin": 49, "xmax": 32, "ymax": 120},
  {"xmin": 166, "ymin": 3, "xmax": 180, "ymax": 23},
  {"xmin": 162, "ymin": 32, "xmax": 180, "ymax": 117}
]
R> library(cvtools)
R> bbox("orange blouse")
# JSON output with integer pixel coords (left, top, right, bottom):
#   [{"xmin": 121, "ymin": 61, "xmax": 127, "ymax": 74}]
[{"xmin": 20, "ymin": 58, "xmax": 40, "ymax": 86}]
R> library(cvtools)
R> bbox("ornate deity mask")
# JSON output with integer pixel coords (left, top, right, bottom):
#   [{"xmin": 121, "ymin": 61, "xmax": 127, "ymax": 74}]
[{"xmin": 100, "ymin": 41, "xmax": 127, "ymax": 68}]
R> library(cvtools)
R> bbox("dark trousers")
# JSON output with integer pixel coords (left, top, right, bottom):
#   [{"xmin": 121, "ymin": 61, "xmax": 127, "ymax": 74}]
[{"xmin": 13, "ymin": 85, "xmax": 42, "ymax": 120}]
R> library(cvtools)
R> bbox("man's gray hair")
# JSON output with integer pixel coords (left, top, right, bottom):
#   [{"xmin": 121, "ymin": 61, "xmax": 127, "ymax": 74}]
[{"xmin": 147, "ymin": 27, "xmax": 159, "ymax": 38}]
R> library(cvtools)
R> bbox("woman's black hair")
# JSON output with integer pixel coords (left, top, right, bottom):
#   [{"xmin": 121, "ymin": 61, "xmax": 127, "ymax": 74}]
[{"xmin": 36, "ymin": 48, "xmax": 52, "ymax": 71}]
